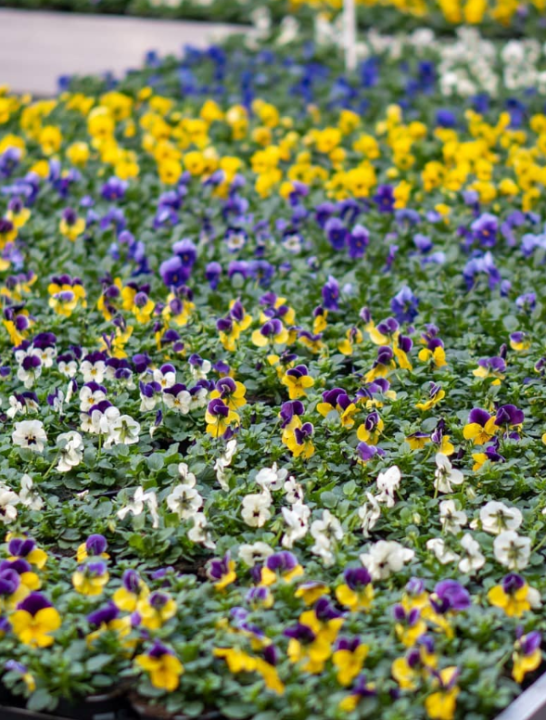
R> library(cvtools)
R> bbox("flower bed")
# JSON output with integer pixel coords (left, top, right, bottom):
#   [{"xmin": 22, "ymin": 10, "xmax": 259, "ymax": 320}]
[
  {"xmin": 2, "ymin": 0, "xmax": 546, "ymax": 38},
  {"xmin": 1, "ymin": 28, "xmax": 546, "ymax": 720}
]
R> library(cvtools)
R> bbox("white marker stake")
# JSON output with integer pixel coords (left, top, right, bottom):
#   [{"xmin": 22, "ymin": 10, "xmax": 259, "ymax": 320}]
[{"xmin": 344, "ymin": 0, "xmax": 357, "ymax": 72}]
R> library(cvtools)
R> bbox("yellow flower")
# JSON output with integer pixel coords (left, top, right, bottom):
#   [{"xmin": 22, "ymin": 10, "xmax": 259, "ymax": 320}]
[
  {"xmin": 72, "ymin": 563, "xmax": 109, "ymax": 596},
  {"xmin": 137, "ymin": 592, "xmax": 177, "ymax": 630},
  {"xmin": 487, "ymin": 581, "xmax": 533, "ymax": 618},
  {"xmin": 136, "ymin": 645, "xmax": 184, "ymax": 691},
  {"xmin": 335, "ymin": 583, "xmax": 374, "ymax": 612},
  {"xmin": 11, "ymin": 594, "xmax": 61, "ymax": 648},
  {"xmin": 332, "ymin": 642, "xmax": 369, "ymax": 686},
  {"xmin": 424, "ymin": 667, "xmax": 459, "ymax": 720}
]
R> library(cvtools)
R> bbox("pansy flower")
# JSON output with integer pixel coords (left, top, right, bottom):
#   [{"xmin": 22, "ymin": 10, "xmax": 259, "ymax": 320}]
[
  {"xmin": 419, "ymin": 328, "xmax": 447, "ymax": 368},
  {"xmin": 512, "ymin": 630, "xmax": 542, "ymax": 683},
  {"xmin": 135, "ymin": 640, "xmax": 184, "ymax": 691},
  {"xmin": 494, "ymin": 404, "xmax": 524, "ymax": 439},
  {"xmin": 356, "ymin": 411, "xmax": 384, "ymax": 446},
  {"xmin": 339, "ymin": 673, "xmax": 376, "ymax": 711},
  {"xmin": 364, "ymin": 346, "xmax": 396, "ymax": 383},
  {"xmin": 137, "ymin": 590, "xmax": 177, "ymax": 629},
  {"xmin": 113, "ymin": 569, "xmax": 149, "ymax": 612},
  {"xmin": 8, "ymin": 537, "xmax": 47, "ymax": 569},
  {"xmin": 488, "ymin": 573, "xmax": 540, "ymax": 618},
  {"xmin": 336, "ymin": 567, "xmax": 373, "ymax": 612},
  {"xmin": 10, "ymin": 592, "xmax": 61, "ymax": 648},
  {"xmin": 205, "ymin": 398, "xmax": 240, "ymax": 438},
  {"xmin": 59, "ymin": 207, "xmax": 86, "ymax": 242},
  {"xmin": 210, "ymin": 377, "xmax": 246, "ymax": 411},
  {"xmin": 317, "ymin": 389, "xmax": 357, "ymax": 429},
  {"xmin": 416, "ymin": 382, "xmax": 445, "ymax": 411},
  {"xmin": 332, "ymin": 637, "xmax": 369, "ymax": 687},
  {"xmin": 207, "ymin": 553, "xmax": 237, "ymax": 591},
  {"xmin": 281, "ymin": 365, "xmax": 314, "ymax": 399},
  {"xmin": 76, "ymin": 533, "xmax": 109, "ymax": 562},
  {"xmin": 72, "ymin": 561, "xmax": 109, "ymax": 596},
  {"xmin": 473, "ymin": 356, "xmax": 506, "ymax": 384},
  {"xmin": 424, "ymin": 667, "xmax": 460, "ymax": 720},
  {"xmin": 259, "ymin": 551, "xmax": 303, "ymax": 586},
  {"xmin": 393, "ymin": 604, "xmax": 427, "ymax": 647},
  {"xmin": 392, "ymin": 635, "xmax": 438, "ymax": 690},
  {"xmin": 285, "ymin": 421, "xmax": 315, "ymax": 459},
  {"xmin": 463, "ymin": 408, "xmax": 498, "ymax": 444},
  {"xmin": 251, "ymin": 318, "xmax": 289, "ymax": 348}
]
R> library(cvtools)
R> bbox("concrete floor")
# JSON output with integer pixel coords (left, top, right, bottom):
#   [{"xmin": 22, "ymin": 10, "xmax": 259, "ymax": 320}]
[{"xmin": 0, "ymin": 9, "xmax": 249, "ymax": 96}]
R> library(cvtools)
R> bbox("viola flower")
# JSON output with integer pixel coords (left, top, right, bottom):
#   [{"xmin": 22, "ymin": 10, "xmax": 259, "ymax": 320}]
[
  {"xmin": 391, "ymin": 286, "xmax": 419, "ymax": 324},
  {"xmin": 72, "ymin": 560, "xmax": 110, "ymax": 596},
  {"xmin": 113, "ymin": 569, "xmax": 149, "ymax": 612},
  {"xmin": 473, "ymin": 356, "xmax": 506, "ymax": 384},
  {"xmin": 332, "ymin": 637, "xmax": 369, "ymax": 686},
  {"xmin": 472, "ymin": 439, "xmax": 506, "ymax": 471},
  {"xmin": 364, "ymin": 346, "xmax": 396, "ymax": 383},
  {"xmin": 8, "ymin": 537, "xmax": 47, "ymax": 570},
  {"xmin": 393, "ymin": 605, "xmax": 427, "ymax": 647},
  {"xmin": 356, "ymin": 411, "xmax": 384, "ymax": 446},
  {"xmin": 494, "ymin": 404, "xmax": 524, "ymax": 439},
  {"xmin": 463, "ymin": 408, "xmax": 498, "ymax": 444},
  {"xmin": 339, "ymin": 673, "xmax": 376, "ymax": 711},
  {"xmin": 419, "ymin": 329, "xmax": 447, "ymax": 368},
  {"xmin": 488, "ymin": 573, "xmax": 539, "ymax": 617},
  {"xmin": 210, "ymin": 377, "xmax": 246, "ymax": 411},
  {"xmin": 137, "ymin": 591, "xmax": 177, "ymax": 629},
  {"xmin": 336, "ymin": 567, "xmax": 374, "ymax": 612},
  {"xmin": 76, "ymin": 534, "xmax": 109, "ymax": 563},
  {"xmin": 416, "ymin": 382, "xmax": 445, "ymax": 411},
  {"xmin": 317, "ymin": 389, "xmax": 357, "ymax": 428},
  {"xmin": 434, "ymin": 454, "xmax": 464, "ymax": 493},
  {"xmin": 424, "ymin": 667, "xmax": 460, "ymax": 720},
  {"xmin": 392, "ymin": 636, "xmax": 438, "ymax": 690},
  {"xmin": 11, "ymin": 420, "xmax": 47, "ymax": 452},
  {"xmin": 285, "ymin": 421, "xmax": 315, "ymax": 459},
  {"xmin": 512, "ymin": 630, "xmax": 542, "ymax": 683},
  {"xmin": 135, "ymin": 641, "xmax": 184, "ymax": 691},
  {"xmin": 259, "ymin": 551, "xmax": 303, "ymax": 586},
  {"xmin": 205, "ymin": 398, "xmax": 240, "ymax": 438},
  {"xmin": 10, "ymin": 592, "xmax": 61, "ymax": 648},
  {"xmin": 510, "ymin": 331, "xmax": 531, "ymax": 352},
  {"xmin": 494, "ymin": 531, "xmax": 531, "ymax": 571},
  {"xmin": 207, "ymin": 553, "xmax": 236, "ymax": 591},
  {"xmin": 59, "ymin": 207, "xmax": 86, "ymax": 241},
  {"xmin": 281, "ymin": 365, "xmax": 314, "ymax": 399},
  {"xmin": 251, "ymin": 319, "xmax": 289, "ymax": 348}
]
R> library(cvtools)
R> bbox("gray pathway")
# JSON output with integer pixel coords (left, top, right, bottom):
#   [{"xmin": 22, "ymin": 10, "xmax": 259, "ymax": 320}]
[{"xmin": 0, "ymin": 9, "xmax": 251, "ymax": 96}]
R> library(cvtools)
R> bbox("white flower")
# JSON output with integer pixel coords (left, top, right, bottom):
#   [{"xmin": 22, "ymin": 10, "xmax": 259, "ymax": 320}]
[
  {"xmin": 163, "ymin": 387, "xmax": 191, "ymax": 414},
  {"xmin": 458, "ymin": 533, "xmax": 485, "ymax": 574},
  {"xmin": 58, "ymin": 358, "xmax": 78, "ymax": 378},
  {"xmin": 166, "ymin": 483, "xmax": 202, "ymax": 520},
  {"xmin": 6, "ymin": 395, "xmax": 25, "ymax": 419},
  {"xmin": 358, "ymin": 492, "xmax": 381, "ymax": 537},
  {"xmin": 0, "ymin": 484, "xmax": 19, "ymax": 523},
  {"xmin": 189, "ymin": 387, "xmax": 208, "ymax": 410},
  {"xmin": 117, "ymin": 487, "xmax": 159, "ymax": 528},
  {"xmin": 214, "ymin": 439, "xmax": 237, "ymax": 491},
  {"xmin": 494, "ymin": 530, "xmax": 531, "ymax": 570},
  {"xmin": 284, "ymin": 476, "xmax": 304, "ymax": 504},
  {"xmin": 439, "ymin": 500, "xmax": 467, "ymax": 534},
  {"xmin": 152, "ymin": 366, "xmax": 176, "ymax": 390},
  {"xmin": 19, "ymin": 474, "xmax": 43, "ymax": 511},
  {"xmin": 178, "ymin": 463, "xmax": 196, "ymax": 486},
  {"xmin": 188, "ymin": 512, "xmax": 215, "ymax": 549},
  {"xmin": 189, "ymin": 359, "xmax": 211, "ymax": 381},
  {"xmin": 255, "ymin": 463, "xmax": 288, "ymax": 491},
  {"xmin": 282, "ymin": 503, "xmax": 310, "ymax": 548},
  {"xmin": 56, "ymin": 431, "xmax": 84, "ymax": 472},
  {"xmin": 473, "ymin": 501, "xmax": 522, "ymax": 535},
  {"xmin": 310, "ymin": 510, "xmax": 343, "ymax": 566},
  {"xmin": 12, "ymin": 420, "xmax": 47, "ymax": 453},
  {"xmin": 80, "ymin": 358, "xmax": 106, "ymax": 384},
  {"xmin": 84, "ymin": 405, "xmax": 120, "ymax": 435},
  {"xmin": 104, "ymin": 415, "xmax": 140, "ymax": 447},
  {"xmin": 79, "ymin": 385, "xmax": 106, "ymax": 412},
  {"xmin": 238, "ymin": 541, "xmax": 274, "ymax": 566},
  {"xmin": 434, "ymin": 453, "xmax": 464, "ymax": 493},
  {"xmin": 376, "ymin": 465, "xmax": 401, "ymax": 507},
  {"xmin": 241, "ymin": 490, "xmax": 272, "ymax": 528},
  {"xmin": 360, "ymin": 540, "xmax": 414, "ymax": 580},
  {"xmin": 426, "ymin": 537, "xmax": 460, "ymax": 565}
]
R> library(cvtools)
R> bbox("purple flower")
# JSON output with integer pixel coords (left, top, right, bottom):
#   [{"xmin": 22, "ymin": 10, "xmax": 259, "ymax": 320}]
[
  {"xmin": 431, "ymin": 580, "xmax": 470, "ymax": 613},
  {"xmin": 471, "ymin": 213, "xmax": 498, "ymax": 247},
  {"xmin": 159, "ymin": 256, "xmax": 189, "ymax": 288},
  {"xmin": 347, "ymin": 224, "xmax": 369, "ymax": 259},
  {"xmin": 325, "ymin": 217, "xmax": 347, "ymax": 250},
  {"xmin": 87, "ymin": 601, "xmax": 119, "ymax": 627},
  {"xmin": 344, "ymin": 567, "xmax": 371, "ymax": 590},
  {"xmin": 86, "ymin": 534, "xmax": 107, "ymax": 556},
  {"xmin": 322, "ymin": 276, "xmax": 339, "ymax": 311},
  {"xmin": 101, "ymin": 177, "xmax": 128, "ymax": 201},
  {"xmin": 374, "ymin": 185, "xmax": 395, "ymax": 213},
  {"xmin": 391, "ymin": 286, "xmax": 419, "ymax": 323}
]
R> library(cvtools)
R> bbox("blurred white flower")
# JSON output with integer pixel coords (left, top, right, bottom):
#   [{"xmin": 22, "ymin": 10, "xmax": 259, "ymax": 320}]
[
  {"xmin": 494, "ymin": 530, "xmax": 531, "ymax": 571},
  {"xmin": 434, "ymin": 453, "xmax": 464, "ymax": 493},
  {"xmin": 12, "ymin": 420, "xmax": 47, "ymax": 453},
  {"xmin": 360, "ymin": 540, "xmax": 414, "ymax": 580}
]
